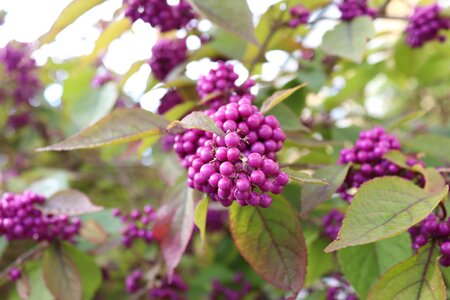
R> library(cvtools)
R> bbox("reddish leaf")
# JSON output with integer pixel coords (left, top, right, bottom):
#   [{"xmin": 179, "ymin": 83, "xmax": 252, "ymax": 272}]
[
  {"xmin": 153, "ymin": 182, "xmax": 195, "ymax": 279},
  {"xmin": 229, "ymin": 197, "xmax": 307, "ymax": 293},
  {"xmin": 40, "ymin": 189, "xmax": 103, "ymax": 216}
]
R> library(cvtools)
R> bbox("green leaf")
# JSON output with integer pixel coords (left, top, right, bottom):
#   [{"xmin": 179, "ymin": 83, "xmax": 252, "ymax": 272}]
[
  {"xmin": 42, "ymin": 243, "xmax": 82, "ymax": 300},
  {"xmin": 26, "ymin": 264, "xmax": 53, "ymax": 300},
  {"xmin": 168, "ymin": 111, "xmax": 225, "ymax": 137},
  {"xmin": 85, "ymin": 18, "xmax": 131, "ymax": 62},
  {"xmin": 188, "ymin": 0, "xmax": 257, "ymax": 44},
  {"xmin": 300, "ymin": 164, "xmax": 350, "ymax": 216},
  {"xmin": 325, "ymin": 177, "xmax": 449, "ymax": 252},
  {"xmin": 383, "ymin": 150, "xmax": 410, "ymax": 169},
  {"xmin": 41, "ymin": 189, "xmax": 103, "ymax": 216},
  {"xmin": 153, "ymin": 181, "xmax": 195, "ymax": 278},
  {"xmin": 367, "ymin": 244, "xmax": 446, "ymax": 300},
  {"xmin": 37, "ymin": 108, "xmax": 169, "ymax": 151},
  {"xmin": 321, "ymin": 17, "xmax": 375, "ymax": 62},
  {"xmin": 305, "ymin": 236, "xmax": 334, "ymax": 286},
  {"xmin": 194, "ymin": 196, "xmax": 209, "ymax": 247},
  {"xmin": 0, "ymin": 237, "xmax": 7, "ymax": 260},
  {"xmin": 388, "ymin": 111, "xmax": 427, "ymax": 131},
  {"xmin": 338, "ymin": 234, "xmax": 412, "ymax": 299},
  {"xmin": 268, "ymin": 103, "xmax": 303, "ymax": 131},
  {"xmin": 229, "ymin": 197, "xmax": 307, "ymax": 293},
  {"xmin": 64, "ymin": 243, "xmax": 102, "ymax": 300},
  {"xmin": 260, "ymin": 84, "xmax": 307, "ymax": 115},
  {"xmin": 39, "ymin": 0, "xmax": 105, "ymax": 44},
  {"xmin": 283, "ymin": 168, "xmax": 328, "ymax": 185},
  {"xmin": 403, "ymin": 134, "xmax": 450, "ymax": 164}
]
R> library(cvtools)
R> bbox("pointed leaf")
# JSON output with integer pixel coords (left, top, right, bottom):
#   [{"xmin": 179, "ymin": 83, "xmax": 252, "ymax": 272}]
[
  {"xmin": 403, "ymin": 134, "xmax": 450, "ymax": 164},
  {"xmin": 42, "ymin": 243, "xmax": 82, "ymax": 300},
  {"xmin": 283, "ymin": 168, "xmax": 328, "ymax": 185},
  {"xmin": 229, "ymin": 197, "xmax": 307, "ymax": 293},
  {"xmin": 261, "ymin": 84, "xmax": 307, "ymax": 114},
  {"xmin": 338, "ymin": 234, "xmax": 412, "ymax": 299},
  {"xmin": 80, "ymin": 220, "xmax": 108, "ymax": 244},
  {"xmin": 368, "ymin": 244, "xmax": 446, "ymax": 300},
  {"xmin": 39, "ymin": 0, "xmax": 105, "ymax": 44},
  {"xmin": 321, "ymin": 17, "xmax": 375, "ymax": 62},
  {"xmin": 388, "ymin": 111, "xmax": 426, "ymax": 131},
  {"xmin": 325, "ymin": 177, "xmax": 449, "ymax": 252},
  {"xmin": 85, "ymin": 18, "xmax": 132, "ymax": 62},
  {"xmin": 168, "ymin": 111, "xmax": 225, "ymax": 137},
  {"xmin": 40, "ymin": 189, "xmax": 103, "ymax": 216},
  {"xmin": 188, "ymin": 0, "xmax": 258, "ymax": 44},
  {"xmin": 37, "ymin": 108, "xmax": 169, "ymax": 151},
  {"xmin": 153, "ymin": 182, "xmax": 195, "ymax": 279},
  {"xmin": 194, "ymin": 196, "xmax": 209, "ymax": 247},
  {"xmin": 300, "ymin": 164, "xmax": 350, "ymax": 216}
]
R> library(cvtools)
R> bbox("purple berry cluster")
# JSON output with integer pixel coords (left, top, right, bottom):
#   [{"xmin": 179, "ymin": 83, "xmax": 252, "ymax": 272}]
[
  {"xmin": 322, "ymin": 209, "xmax": 344, "ymax": 240},
  {"xmin": 112, "ymin": 206, "xmax": 156, "ymax": 248},
  {"xmin": 408, "ymin": 214, "xmax": 450, "ymax": 267},
  {"xmin": 8, "ymin": 268, "xmax": 22, "ymax": 282},
  {"xmin": 325, "ymin": 273, "xmax": 358, "ymax": 300},
  {"xmin": 174, "ymin": 96, "xmax": 288, "ymax": 208},
  {"xmin": 149, "ymin": 273, "xmax": 188, "ymax": 300},
  {"xmin": 123, "ymin": 0, "xmax": 196, "ymax": 32},
  {"xmin": 0, "ymin": 43, "xmax": 41, "ymax": 129},
  {"xmin": 288, "ymin": 4, "xmax": 310, "ymax": 28},
  {"xmin": 91, "ymin": 72, "xmax": 114, "ymax": 88},
  {"xmin": 158, "ymin": 90, "xmax": 183, "ymax": 115},
  {"xmin": 338, "ymin": 0, "xmax": 376, "ymax": 21},
  {"xmin": 206, "ymin": 209, "xmax": 228, "ymax": 232},
  {"xmin": 337, "ymin": 126, "xmax": 424, "ymax": 201},
  {"xmin": 196, "ymin": 62, "xmax": 255, "ymax": 110},
  {"xmin": 210, "ymin": 273, "xmax": 252, "ymax": 300},
  {"xmin": 125, "ymin": 269, "xmax": 143, "ymax": 294},
  {"xmin": 149, "ymin": 38, "xmax": 187, "ymax": 81},
  {"xmin": 0, "ymin": 191, "xmax": 81, "ymax": 242},
  {"xmin": 405, "ymin": 4, "xmax": 450, "ymax": 48}
]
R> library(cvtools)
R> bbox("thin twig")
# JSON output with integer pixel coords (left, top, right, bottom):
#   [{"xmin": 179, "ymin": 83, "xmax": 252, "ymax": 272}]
[{"xmin": 439, "ymin": 202, "xmax": 447, "ymax": 221}]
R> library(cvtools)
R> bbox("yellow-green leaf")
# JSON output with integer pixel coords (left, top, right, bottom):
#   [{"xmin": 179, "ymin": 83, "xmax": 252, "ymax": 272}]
[
  {"xmin": 37, "ymin": 108, "xmax": 169, "ymax": 151},
  {"xmin": 260, "ymin": 84, "xmax": 307, "ymax": 115},
  {"xmin": 325, "ymin": 177, "xmax": 449, "ymax": 252},
  {"xmin": 194, "ymin": 196, "xmax": 209, "ymax": 247},
  {"xmin": 167, "ymin": 111, "xmax": 225, "ymax": 137},
  {"xmin": 283, "ymin": 168, "xmax": 328, "ymax": 185}
]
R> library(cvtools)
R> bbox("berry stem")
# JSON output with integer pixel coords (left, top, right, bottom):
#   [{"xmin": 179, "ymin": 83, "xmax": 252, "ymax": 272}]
[
  {"xmin": 439, "ymin": 202, "xmax": 447, "ymax": 221},
  {"xmin": 0, "ymin": 242, "xmax": 48, "ymax": 283}
]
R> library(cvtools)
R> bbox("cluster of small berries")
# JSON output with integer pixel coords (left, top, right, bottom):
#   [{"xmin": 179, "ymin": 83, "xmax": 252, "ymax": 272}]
[
  {"xmin": 322, "ymin": 209, "xmax": 345, "ymax": 240},
  {"xmin": 288, "ymin": 4, "xmax": 310, "ymax": 28},
  {"xmin": 174, "ymin": 100, "xmax": 288, "ymax": 208},
  {"xmin": 405, "ymin": 4, "xmax": 450, "ymax": 48},
  {"xmin": 0, "ymin": 191, "xmax": 81, "ymax": 242},
  {"xmin": 91, "ymin": 72, "xmax": 114, "ymax": 88},
  {"xmin": 206, "ymin": 209, "xmax": 228, "ymax": 232},
  {"xmin": 8, "ymin": 268, "xmax": 22, "ymax": 282},
  {"xmin": 196, "ymin": 62, "xmax": 255, "ymax": 110},
  {"xmin": 408, "ymin": 214, "xmax": 450, "ymax": 267},
  {"xmin": 123, "ymin": 0, "xmax": 196, "ymax": 32},
  {"xmin": 0, "ymin": 43, "xmax": 41, "ymax": 129},
  {"xmin": 337, "ymin": 126, "xmax": 424, "ymax": 201},
  {"xmin": 112, "ymin": 206, "xmax": 156, "ymax": 248},
  {"xmin": 158, "ymin": 90, "xmax": 183, "ymax": 115},
  {"xmin": 338, "ymin": 0, "xmax": 376, "ymax": 21},
  {"xmin": 325, "ymin": 273, "xmax": 358, "ymax": 300},
  {"xmin": 149, "ymin": 38, "xmax": 187, "ymax": 81},
  {"xmin": 125, "ymin": 269, "xmax": 188, "ymax": 299},
  {"xmin": 210, "ymin": 273, "xmax": 252, "ymax": 300}
]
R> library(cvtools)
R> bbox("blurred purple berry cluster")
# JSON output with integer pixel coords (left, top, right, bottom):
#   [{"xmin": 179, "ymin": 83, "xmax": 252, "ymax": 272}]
[
  {"xmin": 125, "ymin": 269, "xmax": 143, "ymax": 294},
  {"xmin": 322, "ymin": 209, "xmax": 345, "ymax": 240},
  {"xmin": 325, "ymin": 273, "xmax": 358, "ymax": 300},
  {"xmin": 209, "ymin": 273, "xmax": 252, "ymax": 300},
  {"xmin": 196, "ymin": 62, "xmax": 255, "ymax": 110},
  {"xmin": 405, "ymin": 4, "xmax": 450, "ymax": 48},
  {"xmin": 337, "ymin": 126, "xmax": 424, "ymax": 201},
  {"xmin": 149, "ymin": 38, "xmax": 187, "ymax": 81},
  {"xmin": 288, "ymin": 4, "xmax": 310, "ymax": 28},
  {"xmin": 174, "ymin": 96, "xmax": 288, "ymax": 208},
  {"xmin": 408, "ymin": 213, "xmax": 450, "ymax": 267},
  {"xmin": 158, "ymin": 90, "xmax": 184, "ymax": 115},
  {"xmin": 91, "ymin": 72, "xmax": 114, "ymax": 88},
  {"xmin": 206, "ymin": 209, "xmax": 228, "ymax": 232},
  {"xmin": 124, "ymin": 0, "xmax": 196, "ymax": 32},
  {"xmin": 0, "ymin": 191, "xmax": 81, "ymax": 242},
  {"xmin": 112, "ymin": 206, "xmax": 156, "ymax": 247},
  {"xmin": 338, "ymin": 0, "xmax": 376, "ymax": 21},
  {"xmin": 149, "ymin": 273, "xmax": 188, "ymax": 300},
  {"xmin": 0, "ymin": 43, "xmax": 41, "ymax": 129}
]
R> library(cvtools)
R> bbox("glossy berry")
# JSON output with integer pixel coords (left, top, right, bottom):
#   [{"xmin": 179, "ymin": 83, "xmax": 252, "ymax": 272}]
[
  {"xmin": 149, "ymin": 38, "xmax": 187, "ymax": 81},
  {"xmin": 123, "ymin": 0, "xmax": 196, "ymax": 32},
  {"xmin": 337, "ymin": 126, "xmax": 424, "ymax": 201},
  {"xmin": 338, "ymin": 0, "xmax": 376, "ymax": 21},
  {"xmin": 405, "ymin": 4, "xmax": 450, "ymax": 48},
  {"xmin": 0, "ymin": 191, "xmax": 81, "ymax": 242}
]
